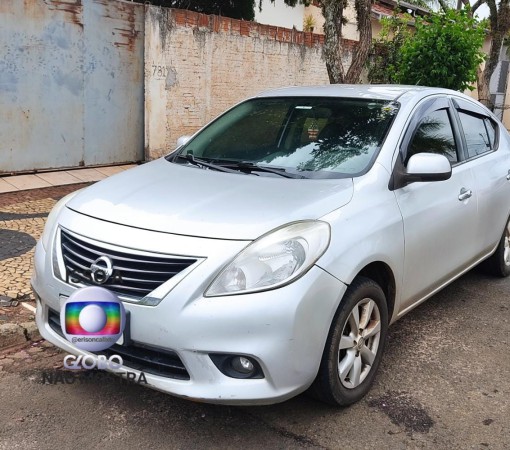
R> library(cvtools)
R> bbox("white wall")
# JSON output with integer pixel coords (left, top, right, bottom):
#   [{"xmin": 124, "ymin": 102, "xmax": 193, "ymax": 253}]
[{"xmin": 255, "ymin": 0, "xmax": 305, "ymax": 30}]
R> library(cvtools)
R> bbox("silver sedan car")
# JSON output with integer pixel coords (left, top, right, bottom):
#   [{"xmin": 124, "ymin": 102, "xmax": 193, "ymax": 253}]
[{"xmin": 33, "ymin": 85, "xmax": 510, "ymax": 405}]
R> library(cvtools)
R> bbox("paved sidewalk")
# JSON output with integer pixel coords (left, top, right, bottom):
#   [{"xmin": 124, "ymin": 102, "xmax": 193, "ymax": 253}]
[
  {"xmin": 0, "ymin": 165, "xmax": 137, "ymax": 349},
  {"xmin": 0, "ymin": 164, "xmax": 137, "ymax": 193}
]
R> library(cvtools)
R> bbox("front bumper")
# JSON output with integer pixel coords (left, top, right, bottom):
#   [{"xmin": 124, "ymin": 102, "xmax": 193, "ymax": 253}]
[{"xmin": 33, "ymin": 219, "xmax": 347, "ymax": 405}]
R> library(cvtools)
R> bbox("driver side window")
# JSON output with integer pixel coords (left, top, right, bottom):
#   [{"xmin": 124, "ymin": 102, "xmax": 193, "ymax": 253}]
[{"xmin": 406, "ymin": 109, "xmax": 459, "ymax": 165}]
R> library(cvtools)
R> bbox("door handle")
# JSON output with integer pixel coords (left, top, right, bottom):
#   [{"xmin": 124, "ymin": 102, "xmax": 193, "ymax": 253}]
[
  {"xmin": 458, "ymin": 188, "xmax": 473, "ymax": 201},
  {"xmin": 506, "ymin": 170, "xmax": 510, "ymax": 181}
]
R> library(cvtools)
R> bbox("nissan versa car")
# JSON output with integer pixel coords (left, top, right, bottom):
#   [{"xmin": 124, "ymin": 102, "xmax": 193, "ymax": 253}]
[{"xmin": 33, "ymin": 85, "xmax": 510, "ymax": 406}]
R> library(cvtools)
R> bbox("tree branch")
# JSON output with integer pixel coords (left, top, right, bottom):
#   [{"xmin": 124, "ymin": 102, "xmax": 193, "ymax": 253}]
[
  {"xmin": 436, "ymin": 0, "xmax": 450, "ymax": 13},
  {"xmin": 486, "ymin": 0, "xmax": 498, "ymax": 22},
  {"xmin": 471, "ymin": 0, "xmax": 486, "ymax": 13}
]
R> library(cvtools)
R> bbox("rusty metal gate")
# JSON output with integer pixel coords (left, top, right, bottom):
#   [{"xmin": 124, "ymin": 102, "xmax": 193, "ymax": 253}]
[{"xmin": 0, "ymin": 0, "xmax": 145, "ymax": 173}]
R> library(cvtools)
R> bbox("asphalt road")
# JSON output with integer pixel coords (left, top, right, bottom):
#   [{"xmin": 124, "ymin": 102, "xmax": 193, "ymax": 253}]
[
  {"xmin": 1, "ymin": 269, "xmax": 509, "ymax": 450},
  {"xmin": 0, "ymin": 186, "xmax": 509, "ymax": 449}
]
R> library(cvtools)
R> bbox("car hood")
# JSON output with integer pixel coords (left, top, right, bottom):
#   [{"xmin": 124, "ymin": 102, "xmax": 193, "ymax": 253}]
[{"xmin": 66, "ymin": 158, "xmax": 353, "ymax": 240}]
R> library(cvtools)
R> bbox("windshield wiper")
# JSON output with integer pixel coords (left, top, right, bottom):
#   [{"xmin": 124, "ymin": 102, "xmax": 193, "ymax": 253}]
[
  {"xmin": 223, "ymin": 162, "xmax": 306, "ymax": 179},
  {"xmin": 175, "ymin": 154, "xmax": 240, "ymax": 174},
  {"xmin": 174, "ymin": 154, "xmax": 305, "ymax": 178}
]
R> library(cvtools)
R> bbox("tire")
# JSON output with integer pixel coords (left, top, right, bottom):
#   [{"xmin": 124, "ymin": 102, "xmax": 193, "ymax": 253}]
[
  {"xmin": 482, "ymin": 216, "xmax": 510, "ymax": 278},
  {"xmin": 309, "ymin": 276, "xmax": 389, "ymax": 406}
]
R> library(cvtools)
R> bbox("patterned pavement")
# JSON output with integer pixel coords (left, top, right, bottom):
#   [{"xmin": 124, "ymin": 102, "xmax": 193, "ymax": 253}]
[{"xmin": 0, "ymin": 184, "xmax": 90, "ymax": 302}]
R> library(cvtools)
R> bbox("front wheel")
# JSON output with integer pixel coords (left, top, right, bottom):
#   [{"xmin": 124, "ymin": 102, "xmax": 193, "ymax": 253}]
[{"xmin": 310, "ymin": 277, "xmax": 388, "ymax": 406}]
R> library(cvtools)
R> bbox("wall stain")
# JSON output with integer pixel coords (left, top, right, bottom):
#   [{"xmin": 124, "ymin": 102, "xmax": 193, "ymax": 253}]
[
  {"xmin": 44, "ymin": 0, "xmax": 83, "ymax": 28},
  {"xmin": 151, "ymin": 7, "xmax": 173, "ymax": 49},
  {"xmin": 112, "ymin": 2, "xmax": 139, "ymax": 52},
  {"xmin": 165, "ymin": 67, "xmax": 178, "ymax": 90}
]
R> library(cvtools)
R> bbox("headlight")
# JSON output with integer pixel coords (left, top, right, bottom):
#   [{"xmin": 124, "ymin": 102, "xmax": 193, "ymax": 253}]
[
  {"xmin": 41, "ymin": 191, "xmax": 81, "ymax": 251},
  {"xmin": 205, "ymin": 221, "xmax": 330, "ymax": 297}
]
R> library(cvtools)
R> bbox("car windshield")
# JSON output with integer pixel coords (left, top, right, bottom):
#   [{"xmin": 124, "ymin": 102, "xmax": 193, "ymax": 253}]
[{"xmin": 172, "ymin": 97, "xmax": 399, "ymax": 179}]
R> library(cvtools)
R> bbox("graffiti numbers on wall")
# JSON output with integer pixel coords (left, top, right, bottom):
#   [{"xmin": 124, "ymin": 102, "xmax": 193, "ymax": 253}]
[{"xmin": 152, "ymin": 64, "xmax": 170, "ymax": 80}]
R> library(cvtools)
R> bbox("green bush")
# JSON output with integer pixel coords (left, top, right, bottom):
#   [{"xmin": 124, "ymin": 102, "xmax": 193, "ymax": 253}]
[{"xmin": 395, "ymin": 9, "xmax": 486, "ymax": 91}]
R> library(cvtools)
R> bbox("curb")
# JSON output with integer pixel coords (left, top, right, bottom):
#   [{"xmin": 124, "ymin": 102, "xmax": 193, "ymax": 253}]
[{"xmin": 0, "ymin": 321, "xmax": 42, "ymax": 352}]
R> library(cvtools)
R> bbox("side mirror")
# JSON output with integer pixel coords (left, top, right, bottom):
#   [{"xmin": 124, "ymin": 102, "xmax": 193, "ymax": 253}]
[
  {"xmin": 389, "ymin": 152, "xmax": 452, "ymax": 190},
  {"xmin": 176, "ymin": 135, "xmax": 191, "ymax": 147},
  {"xmin": 406, "ymin": 153, "xmax": 452, "ymax": 182}
]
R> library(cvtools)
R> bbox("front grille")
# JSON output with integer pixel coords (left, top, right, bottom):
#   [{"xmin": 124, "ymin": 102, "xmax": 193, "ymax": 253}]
[
  {"xmin": 48, "ymin": 309, "xmax": 190, "ymax": 380},
  {"xmin": 60, "ymin": 229, "xmax": 197, "ymax": 299}
]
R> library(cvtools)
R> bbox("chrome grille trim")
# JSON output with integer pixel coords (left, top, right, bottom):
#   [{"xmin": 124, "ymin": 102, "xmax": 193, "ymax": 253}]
[{"xmin": 59, "ymin": 228, "xmax": 200, "ymax": 303}]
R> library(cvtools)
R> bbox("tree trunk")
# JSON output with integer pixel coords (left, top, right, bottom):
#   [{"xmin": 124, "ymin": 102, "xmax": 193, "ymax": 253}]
[
  {"xmin": 478, "ymin": 0, "xmax": 510, "ymax": 109},
  {"xmin": 345, "ymin": 0, "xmax": 372, "ymax": 83},
  {"xmin": 321, "ymin": 0, "xmax": 372, "ymax": 84},
  {"xmin": 321, "ymin": 0, "xmax": 345, "ymax": 83},
  {"xmin": 476, "ymin": 66, "xmax": 491, "ymax": 108}
]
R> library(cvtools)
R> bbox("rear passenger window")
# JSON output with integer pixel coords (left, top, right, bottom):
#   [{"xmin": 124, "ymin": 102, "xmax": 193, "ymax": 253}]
[
  {"xmin": 458, "ymin": 112, "xmax": 492, "ymax": 158},
  {"xmin": 406, "ymin": 109, "xmax": 459, "ymax": 165}
]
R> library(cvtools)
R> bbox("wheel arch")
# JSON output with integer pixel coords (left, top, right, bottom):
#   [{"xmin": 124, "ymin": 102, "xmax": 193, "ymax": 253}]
[{"xmin": 355, "ymin": 261, "xmax": 396, "ymax": 321}]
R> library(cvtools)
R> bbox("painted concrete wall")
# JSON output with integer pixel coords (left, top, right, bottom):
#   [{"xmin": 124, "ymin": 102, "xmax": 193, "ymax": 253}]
[
  {"xmin": 0, "ymin": 0, "xmax": 145, "ymax": 173},
  {"xmin": 144, "ymin": 7, "xmax": 334, "ymax": 159},
  {"xmin": 303, "ymin": 4, "xmax": 383, "ymax": 39},
  {"xmin": 255, "ymin": 0, "xmax": 305, "ymax": 31}
]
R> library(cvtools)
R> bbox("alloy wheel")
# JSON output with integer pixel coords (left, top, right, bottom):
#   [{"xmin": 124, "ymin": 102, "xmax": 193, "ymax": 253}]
[{"xmin": 338, "ymin": 298, "xmax": 381, "ymax": 389}]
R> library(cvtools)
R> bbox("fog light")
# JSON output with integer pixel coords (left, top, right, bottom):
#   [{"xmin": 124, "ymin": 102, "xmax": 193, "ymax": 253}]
[
  {"xmin": 231, "ymin": 356, "xmax": 254, "ymax": 374},
  {"xmin": 209, "ymin": 353, "xmax": 264, "ymax": 379}
]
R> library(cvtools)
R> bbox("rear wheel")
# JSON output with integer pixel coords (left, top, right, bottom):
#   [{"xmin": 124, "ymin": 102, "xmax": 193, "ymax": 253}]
[
  {"xmin": 482, "ymin": 217, "xmax": 510, "ymax": 278},
  {"xmin": 310, "ymin": 277, "xmax": 388, "ymax": 406}
]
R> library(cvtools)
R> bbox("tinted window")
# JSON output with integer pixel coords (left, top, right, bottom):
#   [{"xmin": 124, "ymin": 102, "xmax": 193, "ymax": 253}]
[
  {"xmin": 458, "ymin": 112, "xmax": 492, "ymax": 158},
  {"xmin": 406, "ymin": 109, "xmax": 458, "ymax": 164},
  {"xmin": 200, "ymin": 102, "xmax": 289, "ymax": 156},
  {"xmin": 176, "ymin": 97, "xmax": 399, "ymax": 178}
]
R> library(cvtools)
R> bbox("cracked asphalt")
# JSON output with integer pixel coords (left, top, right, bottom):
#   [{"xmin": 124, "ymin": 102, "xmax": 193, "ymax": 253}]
[{"xmin": 0, "ymin": 184, "xmax": 509, "ymax": 450}]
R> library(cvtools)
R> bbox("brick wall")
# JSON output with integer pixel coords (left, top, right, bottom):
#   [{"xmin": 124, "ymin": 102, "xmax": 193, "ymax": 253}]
[{"xmin": 144, "ymin": 7, "xmax": 357, "ymax": 159}]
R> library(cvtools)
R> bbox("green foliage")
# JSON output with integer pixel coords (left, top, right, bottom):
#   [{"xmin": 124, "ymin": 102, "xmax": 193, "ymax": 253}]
[
  {"xmin": 395, "ymin": 9, "xmax": 486, "ymax": 91},
  {"xmin": 144, "ymin": 0, "xmax": 256, "ymax": 21},
  {"xmin": 303, "ymin": 14, "xmax": 317, "ymax": 32},
  {"xmin": 368, "ymin": 12, "xmax": 412, "ymax": 84},
  {"xmin": 274, "ymin": 0, "xmax": 312, "ymax": 8}
]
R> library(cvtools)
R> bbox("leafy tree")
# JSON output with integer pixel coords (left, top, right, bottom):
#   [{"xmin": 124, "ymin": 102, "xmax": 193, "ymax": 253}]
[
  {"xmin": 434, "ymin": 0, "xmax": 510, "ymax": 108},
  {"xmin": 142, "ymin": 0, "xmax": 255, "ymax": 20},
  {"xmin": 368, "ymin": 12, "xmax": 412, "ymax": 84},
  {"xmin": 395, "ymin": 9, "xmax": 486, "ymax": 91}
]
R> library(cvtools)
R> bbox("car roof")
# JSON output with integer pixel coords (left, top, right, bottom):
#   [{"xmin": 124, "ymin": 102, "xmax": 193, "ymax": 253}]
[
  {"xmin": 253, "ymin": 85, "xmax": 499, "ymax": 122},
  {"xmin": 255, "ymin": 84, "xmax": 460, "ymax": 104}
]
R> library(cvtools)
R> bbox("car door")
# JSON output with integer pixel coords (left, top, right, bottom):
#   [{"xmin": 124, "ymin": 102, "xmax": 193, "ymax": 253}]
[
  {"xmin": 451, "ymin": 97, "xmax": 510, "ymax": 255},
  {"xmin": 392, "ymin": 97, "xmax": 479, "ymax": 313}
]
